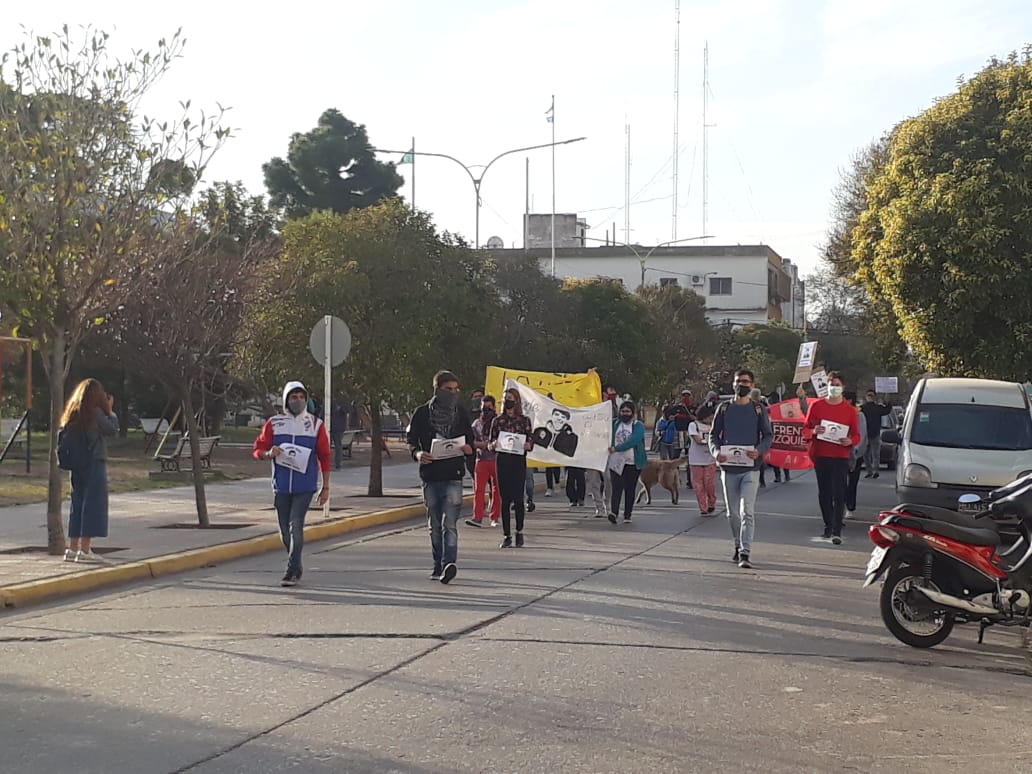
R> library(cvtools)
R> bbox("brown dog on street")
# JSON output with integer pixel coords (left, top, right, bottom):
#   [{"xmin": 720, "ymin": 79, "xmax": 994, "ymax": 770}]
[{"xmin": 635, "ymin": 458, "xmax": 683, "ymax": 505}]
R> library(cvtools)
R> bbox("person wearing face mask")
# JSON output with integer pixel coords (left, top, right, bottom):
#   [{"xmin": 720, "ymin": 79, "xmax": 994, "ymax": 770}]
[
  {"xmin": 489, "ymin": 388, "xmax": 534, "ymax": 548},
  {"xmin": 407, "ymin": 370, "xmax": 475, "ymax": 584},
  {"xmin": 708, "ymin": 369, "xmax": 773, "ymax": 569},
  {"xmin": 607, "ymin": 401, "xmax": 647, "ymax": 524},
  {"xmin": 465, "ymin": 395, "xmax": 501, "ymax": 528},
  {"xmin": 253, "ymin": 381, "xmax": 332, "ymax": 587},
  {"xmin": 804, "ymin": 370, "xmax": 861, "ymax": 545}
]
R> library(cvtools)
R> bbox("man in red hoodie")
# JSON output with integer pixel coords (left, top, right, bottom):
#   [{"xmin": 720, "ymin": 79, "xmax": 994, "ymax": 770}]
[{"xmin": 804, "ymin": 371, "xmax": 860, "ymax": 545}]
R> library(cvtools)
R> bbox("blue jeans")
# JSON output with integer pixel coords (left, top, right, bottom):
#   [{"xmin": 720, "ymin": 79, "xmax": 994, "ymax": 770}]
[
  {"xmin": 424, "ymin": 479, "xmax": 462, "ymax": 568},
  {"xmin": 274, "ymin": 491, "xmax": 315, "ymax": 576},
  {"xmin": 720, "ymin": 469, "xmax": 759, "ymax": 555}
]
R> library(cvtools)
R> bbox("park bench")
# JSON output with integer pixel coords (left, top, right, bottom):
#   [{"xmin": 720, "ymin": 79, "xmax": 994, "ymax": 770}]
[
  {"xmin": 155, "ymin": 435, "xmax": 221, "ymax": 472},
  {"xmin": 139, "ymin": 417, "xmax": 171, "ymax": 454}
]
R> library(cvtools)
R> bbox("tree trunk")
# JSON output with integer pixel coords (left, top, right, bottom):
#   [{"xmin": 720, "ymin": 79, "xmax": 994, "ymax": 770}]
[
  {"xmin": 117, "ymin": 368, "xmax": 129, "ymax": 438},
  {"xmin": 181, "ymin": 387, "xmax": 211, "ymax": 528},
  {"xmin": 368, "ymin": 400, "xmax": 384, "ymax": 497},
  {"xmin": 45, "ymin": 339, "xmax": 67, "ymax": 555}
]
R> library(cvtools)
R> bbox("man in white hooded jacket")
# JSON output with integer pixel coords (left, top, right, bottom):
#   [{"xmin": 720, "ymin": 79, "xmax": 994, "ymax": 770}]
[{"xmin": 253, "ymin": 381, "xmax": 331, "ymax": 586}]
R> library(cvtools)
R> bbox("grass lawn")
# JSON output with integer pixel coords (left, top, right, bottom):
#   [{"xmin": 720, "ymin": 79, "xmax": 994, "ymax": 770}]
[{"xmin": 0, "ymin": 427, "xmax": 398, "ymax": 507}]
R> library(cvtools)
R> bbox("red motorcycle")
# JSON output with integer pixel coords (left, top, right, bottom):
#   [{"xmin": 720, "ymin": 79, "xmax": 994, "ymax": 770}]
[{"xmin": 864, "ymin": 482, "xmax": 1032, "ymax": 651}]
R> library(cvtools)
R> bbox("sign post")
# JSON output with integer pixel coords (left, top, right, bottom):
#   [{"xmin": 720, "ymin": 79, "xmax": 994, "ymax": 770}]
[{"xmin": 309, "ymin": 316, "xmax": 352, "ymax": 518}]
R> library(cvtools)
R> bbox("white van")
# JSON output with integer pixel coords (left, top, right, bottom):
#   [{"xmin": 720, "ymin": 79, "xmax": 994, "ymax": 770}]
[{"xmin": 891, "ymin": 377, "xmax": 1032, "ymax": 508}]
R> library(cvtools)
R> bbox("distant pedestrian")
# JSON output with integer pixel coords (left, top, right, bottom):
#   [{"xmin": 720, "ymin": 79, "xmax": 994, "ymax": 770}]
[
  {"xmin": 466, "ymin": 395, "xmax": 501, "ymax": 528},
  {"xmin": 253, "ymin": 381, "xmax": 332, "ymax": 587},
  {"xmin": 59, "ymin": 378, "xmax": 119, "ymax": 563},
  {"xmin": 860, "ymin": 390, "xmax": 892, "ymax": 479},
  {"xmin": 406, "ymin": 370, "xmax": 474, "ymax": 584},
  {"xmin": 607, "ymin": 401, "xmax": 647, "ymax": 524},
  {"xmin": 490, "ymin": 387, "xmax": 534, "ymax": 548},
  {"xmin": 844, "ymin": 391, "xmax": 868, "ymax": 518},
  {"xmin": 688, "ymin": 404, "xmax": 718, "ymax": 515},
  {"xmin": 330, "ymin": 397, "xmax": 350, "ymax": 469},
  {"xmin": 709, "ymin": 369, "xmax": 773, "ymax": 569},
  {"xmin": 656, "ymin": 406, "xmax": 680, "ymax": 460},
  {"xmin": 805, "ymin": 371, "xmax": 861, "ymax": 545}
]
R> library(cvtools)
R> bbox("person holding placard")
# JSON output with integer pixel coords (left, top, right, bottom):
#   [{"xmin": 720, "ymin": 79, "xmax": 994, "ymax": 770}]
[
  {"xmin": 804, "ymin": 371, "xmax": 861, "ymax": 545},
  {"xmin": 253, "ymin": 381, "xmax": 332, "ymax": 587},
  {"xmin": 489, "ymin": 387, "xmax": 534, "ymax": 548},
  {"xmin": 607, "ymin": 401, "xmax": 648, "ymax": 525},
  {"xmin": 859, "ymin": 390, "xmax": 892, "ymax": 479},
  {"xmin": 708, "ymin": 369, "xmax": 773, "ymax": 569}
]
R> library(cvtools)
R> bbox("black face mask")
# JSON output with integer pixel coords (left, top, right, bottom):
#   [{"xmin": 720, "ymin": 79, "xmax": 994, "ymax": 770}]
[
  {"xmin": 620, "ymin": 413, "xmax": 634, "ymax": 423},
  {"xmin": 736, "ymin": 385, "xmax": 752, "ymax": 398},
  {"xmin": 503, "ymin": 399, "xmax": 516, "ymax": 411}
]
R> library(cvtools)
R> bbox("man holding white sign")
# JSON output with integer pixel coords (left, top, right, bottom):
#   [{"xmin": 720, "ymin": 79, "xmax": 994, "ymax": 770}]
[
  {"xmin": 804, "ymin": 370, "xmax": 861, "ymax": 545},
  {"xmin": 252, "ymin": 381, "xmax": 332, "ymax": 587},
  {"xmin": 708, "ymin": 369, "xmax": 773, "ymax": 570},
  {"xmin": 407, "ymin": 370, "xmax": 475, "ymax": 584}
]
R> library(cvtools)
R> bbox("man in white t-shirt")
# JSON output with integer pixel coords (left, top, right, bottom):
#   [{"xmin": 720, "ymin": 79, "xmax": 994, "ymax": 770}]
[{"xmin": 688, "ymin": 404, "xmax": 718, "ymax": 515}]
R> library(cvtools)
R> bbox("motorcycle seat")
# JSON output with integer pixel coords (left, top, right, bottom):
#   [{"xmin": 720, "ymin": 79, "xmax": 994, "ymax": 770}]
[
  {"xmin": 899, "ymin": 516, "xmax": 1001, "ymax": 547},
  {"xmin": 896, "ymin": 503, "xmax": 981, "ymax": 528}
]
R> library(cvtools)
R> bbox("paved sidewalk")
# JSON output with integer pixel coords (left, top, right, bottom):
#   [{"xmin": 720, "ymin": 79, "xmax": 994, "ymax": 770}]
[{"xmin": 0, "ymin": 461, "xmax": 431, "ymax": 590}]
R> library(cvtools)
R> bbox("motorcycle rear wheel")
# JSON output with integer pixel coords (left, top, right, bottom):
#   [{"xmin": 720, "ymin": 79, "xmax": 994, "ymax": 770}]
[{"xmin": 880, "ymin": 564, "xmax": 954, "ymax": 648}]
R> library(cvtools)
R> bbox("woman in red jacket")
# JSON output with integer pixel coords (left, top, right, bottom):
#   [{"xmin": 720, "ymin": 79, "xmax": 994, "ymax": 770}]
[{"xmin": 804, "ymin": 371, "xmax": 860, "ymax": 545}]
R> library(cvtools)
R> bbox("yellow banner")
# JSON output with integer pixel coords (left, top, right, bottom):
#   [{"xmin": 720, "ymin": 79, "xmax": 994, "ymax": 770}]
[{"xmin": 484, "ymin": 366, "xmax": 603, "ymax": 408}]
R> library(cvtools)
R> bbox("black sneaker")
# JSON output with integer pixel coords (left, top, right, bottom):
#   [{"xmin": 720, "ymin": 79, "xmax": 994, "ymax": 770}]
[
  {"xmin": 863, "ymin": 472, "xmax": 873, "ymax": 479},
  {"xmin": 831, "ymin": 534, "xmax": 843, "ymax": 545},
  {"xmin": 500, "ymin": 535, "xmax": 513, "ymax": 548},
  {"xmin": 608, "ymin": 513, "xmax": 618, "ymax": 524},
  {"xmin": 430, "ymin": 566, "xmax": 442, "ymax": 580},
  {"xmin": 465, "ymin": 518, "xmax": 483, "ymax": 528},
  {"xmin": 280, "ymin": 573, "xmax": 297, "ymax": 587},
  {"xmin": 821, "ymin": 530, "xmax": 832, "ymax": 541},
  {"xmin": 527, "ymin": 500, "xmax": 536, "ymax": 512},
  {"xmin": 623, "ymin": 517, "xmax": 631, "ymax": 524},
  {"xmin": 440, "ymin": 563, "xmax": 457, "ymax": 584},
  {"xmin": 872, "ymin": 473, "xmax": 880, "ymax": 479},
  {"xmin": 515, "ymin": 532, "xmax": 525, "ymax": 548},
  {"xmin": 733, "ymin": 548, "xmax": 740, "ymax": 563},
  {"xmin": 738, "ymin": 554, "xmax": 752, "ymax": 569}
]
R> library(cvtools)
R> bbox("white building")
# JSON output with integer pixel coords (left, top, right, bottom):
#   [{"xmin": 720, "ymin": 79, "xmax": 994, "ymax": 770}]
[{"xmin": 490, "ymin": 241, "xmax": 805, "ymax": 329}]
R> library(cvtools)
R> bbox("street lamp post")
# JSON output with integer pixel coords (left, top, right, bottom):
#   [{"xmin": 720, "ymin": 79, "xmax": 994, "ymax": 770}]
[
  {"xmin": 580, "ymin": 235, "xmax": 713, "ymax": 287},
  {"xmin": 372, "ymin": 137, "xmax": 587, "ymax": 249}
]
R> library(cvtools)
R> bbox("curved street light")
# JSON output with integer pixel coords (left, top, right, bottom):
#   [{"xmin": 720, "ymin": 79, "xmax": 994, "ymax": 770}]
[
  {"xmin": 372, "ymin": 137, "xmax": 587, "ymax": 249},
  {"xmin": 580, "ymin": 235, "xmax": 714, "ymax": 287}
]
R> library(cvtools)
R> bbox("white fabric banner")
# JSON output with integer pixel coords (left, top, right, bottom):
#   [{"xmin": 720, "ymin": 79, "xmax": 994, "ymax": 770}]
[{"xmin": 507, "ymin": 379, "xmax": 612, "ymax": 472}]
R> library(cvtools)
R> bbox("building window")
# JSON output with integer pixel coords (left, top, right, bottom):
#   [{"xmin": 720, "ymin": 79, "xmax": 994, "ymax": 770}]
[
  {"xmin": 709, "ymin": 277, "xmax": 733, "ymax": 295},
  {"xmin": 659, "ymin": 277, "xmax": 678, "ymax": 287}
]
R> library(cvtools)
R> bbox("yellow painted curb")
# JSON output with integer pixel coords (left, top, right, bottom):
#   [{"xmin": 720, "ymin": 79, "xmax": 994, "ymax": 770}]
[{"xmin": 0, "ymin": 562, "xmax": 154, "ymax": 610}]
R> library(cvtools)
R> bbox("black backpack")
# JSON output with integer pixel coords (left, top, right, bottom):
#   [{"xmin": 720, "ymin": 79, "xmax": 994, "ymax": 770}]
[{"xmin": 57, "ymin": 426, "xmax": 95, "ymax": 472}]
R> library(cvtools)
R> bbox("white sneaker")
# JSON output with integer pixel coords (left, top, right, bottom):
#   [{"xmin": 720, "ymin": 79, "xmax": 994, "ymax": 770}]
[
  {"xmin": 845, "ymin": 509, "xmax": 854, "ymax": 520},
  {"xmin": 489, "ymin": 520, "xmax": 498, "ymax": 527},
  {"xmin": 544, "ymin": 489, "xmax": 553, "ymax": 498},
  {"xmin": 75, "ymin": 550, "xmax": 106, "ymax": 563},
  {"xmin": 63, "ymin": 549, "xmax": 76, "ymax": 562}
]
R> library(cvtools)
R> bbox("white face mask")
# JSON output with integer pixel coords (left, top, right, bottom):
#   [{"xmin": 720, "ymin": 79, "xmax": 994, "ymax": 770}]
[{"xmin": 828, "ymin": 386, "xmax": 844, "ymax": 398}]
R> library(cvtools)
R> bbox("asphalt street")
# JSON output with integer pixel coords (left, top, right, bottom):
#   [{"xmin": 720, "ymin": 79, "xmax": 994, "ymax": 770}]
[{"xmin": 2, "ymin": 470, "xmax": 1031, "ymax": 773}]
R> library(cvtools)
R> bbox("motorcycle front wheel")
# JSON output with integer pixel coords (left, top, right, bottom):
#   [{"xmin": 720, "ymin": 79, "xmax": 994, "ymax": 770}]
[{"xmin": 879, "ymin": 564, "xmax": 954, "ymax": 648}]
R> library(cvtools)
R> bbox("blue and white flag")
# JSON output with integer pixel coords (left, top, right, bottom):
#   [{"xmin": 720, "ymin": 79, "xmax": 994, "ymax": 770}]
[{"xmin": 545, "ymin": 98, "xmax": 554, "ymax": 124}]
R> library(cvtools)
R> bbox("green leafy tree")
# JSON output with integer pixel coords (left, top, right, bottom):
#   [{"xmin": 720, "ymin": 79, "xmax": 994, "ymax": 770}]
[
  {"xmin": 735, "ymin": 323, "xmax": 802, "ymax": 392},
  {"xmin": 637, "ymin": 284, "xmax": 717, "ymax": 400},
  {"xmin": 237, "ymin": 198, "xmax": 495, "ymax": 496},
  {"xmin": 0, "ymin": 26, "xmax": 228, "ymax": 552},
  {"xmin": 263, "ymin": 109, "xmax": 403, "ymax": 220},
  {"xmin": 854, "ymin": 50, "xmax": 1032, "ymax": 379}
]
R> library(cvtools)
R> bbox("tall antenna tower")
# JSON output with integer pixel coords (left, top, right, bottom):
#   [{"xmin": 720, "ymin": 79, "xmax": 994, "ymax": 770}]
[
  {"xmin": 702, "ymin": 41, "xmax": 712, "ymax": 237},
  {"xmin": 624, "ymin": 122, "xmax": 631, "ymax": 244},
  {"xmin": 671, "ymin": 0, "xmax": 681, "ymax": 241}
]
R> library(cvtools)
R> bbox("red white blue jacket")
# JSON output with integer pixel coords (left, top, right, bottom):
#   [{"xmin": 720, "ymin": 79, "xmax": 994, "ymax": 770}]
[{"xmin": 253, "ymin": 381, "xmax": 332, "ymax": 494}]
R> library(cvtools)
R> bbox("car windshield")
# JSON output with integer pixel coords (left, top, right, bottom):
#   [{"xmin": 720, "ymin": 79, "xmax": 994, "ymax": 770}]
[{"xmin": 910, "ymin": 403, "xmax": 1032, "ymax": 451}]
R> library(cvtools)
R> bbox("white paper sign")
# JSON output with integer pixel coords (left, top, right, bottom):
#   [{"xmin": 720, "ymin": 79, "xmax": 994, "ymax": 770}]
[
  {"xmin": 430, "ymin": 436, "xmax": 466, "ymax": 460},
  {"xmin": 796, "ymin": 341, "xmax": 818, "ymax": 369},
  {"xmin": 819, "ymin": 420, "xmax": 849, "ymax": 443},
  {"xmin": 275, "ymin": 442, "xmax": 311, "ymax": 473},
  {"xmin": 874, "ymin": 376, "xmax": 898, "ymax": 394},
  {"xmin": 810, "ymin": 370, "xmax": 829, "ymax": 398},
  {"xmin": 506, "ymin": 380, "xmax": 613, "ymax": 472},
  {"xmin": 719, "ymin": 445, "xmax": 756, "ymax": 467},
  {"xmin": 496, "ymin": 430, "xmax": 527, "ymax": 455}
]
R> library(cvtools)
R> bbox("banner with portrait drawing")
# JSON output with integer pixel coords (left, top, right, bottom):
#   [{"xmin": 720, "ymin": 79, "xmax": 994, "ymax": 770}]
[
  {"xmin": 506, "ymin": 379, "xmax": 612, "ymax": 472},
  {"xmin": 765, "ymin": 398, "xmax": 814, "ymax": 471}
]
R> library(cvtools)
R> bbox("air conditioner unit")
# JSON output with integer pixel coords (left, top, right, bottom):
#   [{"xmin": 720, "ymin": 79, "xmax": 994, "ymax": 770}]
[{"xmin": 690, "ymin": 274, "xmax": 704, "ymax": 286}]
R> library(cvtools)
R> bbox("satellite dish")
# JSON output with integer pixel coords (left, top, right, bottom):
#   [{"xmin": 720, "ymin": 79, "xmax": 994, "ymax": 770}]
[{"xmin": 485, "ymin": 236, "xmax": 504, "ymax": 248}]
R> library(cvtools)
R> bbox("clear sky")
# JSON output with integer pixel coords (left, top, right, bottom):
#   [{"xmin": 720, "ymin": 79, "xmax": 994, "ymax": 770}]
[{"xmin": 7, "ymin": 2, "xmax": 1031, "ymax": 277}]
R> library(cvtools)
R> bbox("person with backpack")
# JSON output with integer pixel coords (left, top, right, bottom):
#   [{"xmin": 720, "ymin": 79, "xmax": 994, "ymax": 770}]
[
  {"xmin": 253, "ymin": 381, "xmax": 332, "ymax": 586},
  {"xmin": 656, "ymin": 405, "xmax": 680, "ymax": 460},
  {"xmin": 607, "ymin": 401, "xmax": 647, "ymax": 524},
  {"xmin": 708, "ymin": 369, "xmax": 773, "ymax": 569},
  {"xmin": 58, "ymin": 378, "xmax": 119, "ymax": 563}
]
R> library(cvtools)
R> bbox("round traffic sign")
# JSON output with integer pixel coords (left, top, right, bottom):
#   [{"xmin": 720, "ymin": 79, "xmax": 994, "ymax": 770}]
[{"xmin": 309, "ymin": 316, "xmax": 352, "ymax": 367}]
